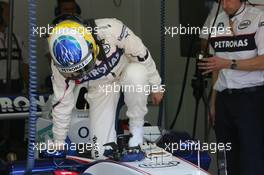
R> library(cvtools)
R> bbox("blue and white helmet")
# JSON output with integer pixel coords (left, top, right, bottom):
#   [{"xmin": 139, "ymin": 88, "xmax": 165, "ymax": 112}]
[{"xmin": 48, "ymin": 18, "xmax": 98, "ymax": 79}]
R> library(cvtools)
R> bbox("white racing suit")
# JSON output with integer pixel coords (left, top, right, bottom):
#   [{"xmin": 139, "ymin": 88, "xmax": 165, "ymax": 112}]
[{"xmin": 51, "ymin": 18, "xmax": 162, "ymax": 158}]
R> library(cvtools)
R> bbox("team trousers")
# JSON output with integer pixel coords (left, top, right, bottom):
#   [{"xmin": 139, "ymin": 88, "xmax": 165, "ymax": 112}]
[{"xmin": 215, "ymin": 87, "xmax": 264, "ymax": 175}]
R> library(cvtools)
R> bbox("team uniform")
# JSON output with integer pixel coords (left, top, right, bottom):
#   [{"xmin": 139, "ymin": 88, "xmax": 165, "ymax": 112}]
[
  {"xmin": 51, "ymin": 18, "xmax": 161, "ymax": 158},
  {"xmin": 210, "ymin": 3, "xmax": 264, "ymax": 175}
]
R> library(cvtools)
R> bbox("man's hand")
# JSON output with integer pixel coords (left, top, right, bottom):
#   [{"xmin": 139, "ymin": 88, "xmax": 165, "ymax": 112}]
[
  {"xmin": 151, "ymin": 92, "xmax": 163, "ymax": 105},
  {"xmin": 198, "ymin": 56, "xmax": 231, "ymax": 74}
]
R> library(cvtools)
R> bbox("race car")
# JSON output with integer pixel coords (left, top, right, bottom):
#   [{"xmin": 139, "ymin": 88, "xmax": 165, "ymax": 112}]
[
  {"xmin": 1, "ymin": 84, "xmax": 210, "ymax": 175},
  {"xmin": 9, "ymin": 142, "xmax": 210, "ymax": 175}
]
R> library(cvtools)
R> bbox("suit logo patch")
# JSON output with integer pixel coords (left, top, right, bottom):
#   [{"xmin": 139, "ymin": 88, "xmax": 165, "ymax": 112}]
[
  {"xmin": 238, "ymin": 20, "xmax": 251, "ymax": 30},
  {"xmin": 259, "ymin": 21, "xmax": 264, "ymax": 27}
]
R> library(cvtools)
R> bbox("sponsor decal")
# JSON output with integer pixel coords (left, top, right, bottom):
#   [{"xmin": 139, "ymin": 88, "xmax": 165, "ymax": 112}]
[
  {"xmin": 79, "ymin": 48, "xmax": 124, "ymax": 83},
  {"xmin": 92, "ymin": 136, "xmax": 99, "ymax": 158},
  {"xmin": 78, "ymin": 127, "xmax": 89, "ymax": 139},
  {"xmin": 238, "ymin": 20, "xmax": 251, "ymax": 30},
  {"xmin": 54, "ymin": 170, "xmax": 79, "ymax": 175},
  {"xmin": 210, "ymin": 33, "xmax": 257, "ymax": 52},
  {"xmin": 0, "ymin": 94, "xmax": 51, "ymax": 113},
  {"xmin": 214, "ymin": 39, "xmax": 248, "ymax": 48},
  {"xmin": 139, "ymin": 161, "xmax": 180, "ymax": 168},
  {"xmin": 59, "ymin": 56, "xmax": 92, "ymax": 73},
  {"xmin": 118, "ymin": 25, "xmax": 129, "ymax": 41}
]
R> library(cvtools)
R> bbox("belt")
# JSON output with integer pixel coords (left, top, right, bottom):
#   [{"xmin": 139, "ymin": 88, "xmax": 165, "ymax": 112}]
[{"xmin": 220, "ymin": 85, "xmax": 264, "ymax": 95}]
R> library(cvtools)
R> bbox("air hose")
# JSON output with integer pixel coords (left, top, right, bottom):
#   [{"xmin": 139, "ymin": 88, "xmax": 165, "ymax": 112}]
[
  {"xmin": 25, "ymin": 0, "xmax": 37, "ymax": 174},
  {"xmin": 157, "ymin": 0, "xmax": 165, "ymax": 127}
]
